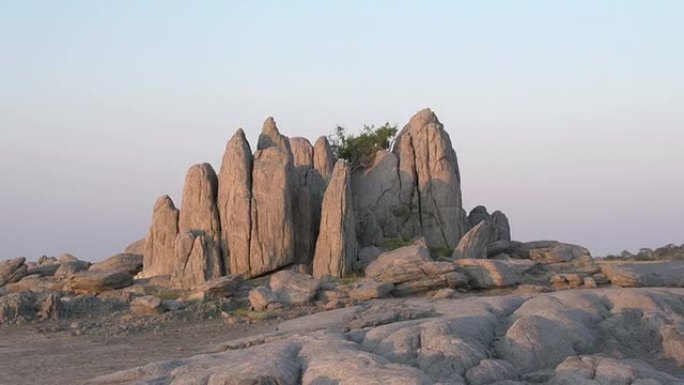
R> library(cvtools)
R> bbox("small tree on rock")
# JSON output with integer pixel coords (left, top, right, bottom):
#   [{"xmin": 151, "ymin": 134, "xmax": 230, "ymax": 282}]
[{"xmin": 329, "ymin": 123, "xmax": 398, "ymax": 169}]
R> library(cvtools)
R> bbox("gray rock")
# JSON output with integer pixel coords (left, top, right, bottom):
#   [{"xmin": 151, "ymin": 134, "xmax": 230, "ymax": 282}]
[
  {"xmin": 455, "ymin": 259, "xmax": 523, "ymax": 289},
  {"xmin": 452, "ymin": 211, "xmax": 511, "ymax": 259},
  {"xmin": 39, "ymin": 293, "xmax": 64, "ymax": 320},
  {"xmin": 142, "ymin": 195, "xmax": 179, "ymax": 278},
  {"xmin": 249, "ymin": 142, "xmax": 296, "ymax": 277},
  {"xmin": 525, "ymin": 241, "xmax": 593, "ymax": 264},
  {"xmin": 172, "ymin": 163, "xmax": 223, "ymax": 287},
  {"xmin": 0, "ymin": 258, "xmax": 28, "ymax": 287},
  {"xmin": 0, "ymin": 291, "xmax": 36, "ymax": 324},
  {"xmin": 90, "ymin": 253, "xmax": 143, "ymax": 275},
  {"xmin": 194, "ymin": 275, "xmax": 242, "ymax": 299},
  {"xmin": 601, "ymin": 261, "xmax": 684, "ymax": 287},
  {"xmin": 349, "ymin": 279, "xmax": 394, "ymax": 301},
  {"xmin": 467, "ymin": 205, "xmax": 490, "ymax": 228},
  {"xmin": 290, "ymin": 136, "xmax": 316, "ymax": 268},
  {"xmin": 25, "ymin": 263, "xmax": 61, "ymax": 277},
  {"xmin": 249, "ymin": 270, "xmax": 321, "ymax": 310},
  {"xmin": 312, "ymin": 161, "xmax": 357, "ymax": 278},
  {"xmin": 366, "ymin": 242, "xmax": 468, "ymax": 295},
  {"xmin": 130, "ymin": 295, "xmax": 163, "ymax": 315},
  {"xmin": 68, "ymin": 271, "xmax": 134, "ymax": 293},
  {"xmin": 124, "ymin": 239, "xmax": 145, "ymax": 255},
  {"xmin": 54, "ymin": 260, "xmax": 90, "ymax": 278},
  {"xmin": 392, "ymin": 108, "xmax": 466, "ymax": 249},
  {"xmin": 217, "ymin": 128, "xmax": 253, "ymax": 276}
]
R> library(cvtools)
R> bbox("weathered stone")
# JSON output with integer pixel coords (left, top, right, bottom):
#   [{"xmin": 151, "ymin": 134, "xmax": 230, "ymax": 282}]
[
  {"xmin": 54, "ymin": 260, "xmax": 90, "ymax": 278},
  {"xmin": 549, "ymin": 273, "xmax": 585, "ymax": 289},
  {"xmin": 349, "ymin": 279, "xmax": 394, "ymax": 301},
  {"xmin": 90, "ymin": 253, "xmax": 143, "ymax": 275},
  {"xmin": 257, "ymin": 116, "xmax": 291, "ymax": 153},
  {"xmin": 4, "ymin": 276, "xmax": 64, "ymax": 293},
  {"xmin": 68, "ymin": 271, "xmax": 134, "ymax": 293},
  {"xmin": 39, "ymin": 293, "xmax": 64, "ymax": 320},
  {"xmin": 142, "ymin": 195, "xmax": 179, "ymax": 278},
  {"xmin": 249, "ymin": 143, "xmax": 295, "ymax": 277},
  {"xmin": 57, "ymin": 253, "xmax": 80, "ymax": 263},
  {"xmin": 217, "ymin": 129, "xmax": 252, "ymax": 275},
  {"xmin": 358, "ymin": 246, "xmax": 383, "ymax": 269},
  {"xmin": 270, "ymin": 270, "xmax": 320, "ymax": 306},
  {"xmin": 172, "ymin": 232, "xmax": 222, "ymax": 289},
  {"xmin": 467, "ymin": 205, "xmax": 490, "ymax": 228},
  {"xmin": 352, "ymin": 150, "xmax": 403, "ymax": 246},
  {"xmin": 366, "ymin": 242, "xmax": 468, "ymax": 295},
  {"xmin": 124, "ymin": 239, "xmax": 145, "ymax": 255},
  {"xmin": 290, "ymin": 137, "xmax": 316, "ymax": 267},
  {"xmin": 130, "ymin": 295, "xmax": 163, "ymax": 315},
  {"xmin": 455, "ymin": 259, "xmax": 523, "ymax": 289},
  {"xmin": 465, "ymin": 359, "xmax": 517, "ymax": 385},
  {"xmin": 248, "ymin": 285, "xmax": 279, "ymax": 311},
  {"xmin": 0, "ymin": 258, "xmax": 28, "ymax": 287},
  {"xmin": 0, "ymin": 291, "xmax": 36, "ymax": 324},
  {"xmin": 195, "ymin": 275, "xmax": 242, "ymax": 299},
  {"xmin": 313, "ymin": 161, "xmax": 357, "ymax": 278},
  {"xmin": 309, "ymin": 136, "xmax": 335, "ymax": 244},
  {"xmin": 525, "ymin": 241, "xmax": 593, "ymax": 264},
  {"xmin": 25, "ymin": 263, "xmax": 60, "ymax": 277},
  {"xmin": 392, "ymin": 108, "xmax": 466, "ymax": 249},
  {"xmin": 486, "ymin": 240, "xmax": 530, "ymax": 259},
  {"xmin": 173, "ymin": 163, "xmax": 223, "ymax": 287},
  {"xmin": 601, "ymin": 261, "xmax": 684, "ymax": 287},
  {"xmin": 452, "ymin": 211, "xmax": 511, "ymax": 259}
]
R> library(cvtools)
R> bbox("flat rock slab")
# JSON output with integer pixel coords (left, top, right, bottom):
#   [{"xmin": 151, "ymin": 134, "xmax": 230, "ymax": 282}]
[
  {"xmin": 602, "ymin": 261, "xmax": 684, "ymax": 287},
  {"xmin": 88, "ymin": 288, "xmax": 684, "ymax": 385}
]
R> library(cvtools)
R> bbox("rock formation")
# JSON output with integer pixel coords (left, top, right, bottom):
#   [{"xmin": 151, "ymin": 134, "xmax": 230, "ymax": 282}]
[
  {"xmin": 289, "ymin": 137, "xmax": 316, "ymax": 268},
  {"xmin": 172, "ymin": 163, "xmax": 223, "ymax": 288},
  {"xmin": 312, "ymin": 161, "xmax": 357, "ymax": 278},
  {"xmin": 452, "ymin": 210, "xmax": 511, "ymax": 259},
  {"xmin": 248, "ymin": 119, "xmax": 296, "ymax": 277},
  {"xmin": 353, "ymin": 109, "xmax": 467, "ymax": 250},
  {"xmin": 217, "ymin": 129, "xmax": 253, "ymax": 275},
  {"xmin": 392, "ymin": 108, "xmax": 467, "ymax": 248}
]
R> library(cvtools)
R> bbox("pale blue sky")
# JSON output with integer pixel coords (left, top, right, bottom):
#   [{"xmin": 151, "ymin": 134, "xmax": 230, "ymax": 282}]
[{"xmin": 1, "ymin": 1, "xmax": 682, "ymax": 260}]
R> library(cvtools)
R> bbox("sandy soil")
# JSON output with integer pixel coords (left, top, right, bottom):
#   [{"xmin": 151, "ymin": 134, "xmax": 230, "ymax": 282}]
[{"xmin": 0, "ymin": 318, "xmax": 279, "ymax": 385}]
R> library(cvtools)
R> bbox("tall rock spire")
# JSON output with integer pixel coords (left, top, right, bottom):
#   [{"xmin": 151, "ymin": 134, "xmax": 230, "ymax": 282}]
[{"xmin": 217, "ymin": 129, "xmax": 253, "ymax": 275}]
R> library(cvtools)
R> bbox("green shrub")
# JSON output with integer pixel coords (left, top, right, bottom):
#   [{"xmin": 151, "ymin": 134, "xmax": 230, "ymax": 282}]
[
  {"xmin": 382, "ymin": 237, "xmax": 413, "ymax": 250},
  {"xmin": 329, "ymin": 123, "xmax": 398, "ymax": 168}
]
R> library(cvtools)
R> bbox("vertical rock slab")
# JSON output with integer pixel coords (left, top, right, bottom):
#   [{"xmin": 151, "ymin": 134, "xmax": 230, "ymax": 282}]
[
  {"xmin": 289, "ymin": 137, "xmax": 315, "ymax": 268},
  {"xmin": 309, "ymin": 136, "xmax": 335, "ymax": 247},
  {"xmin": 452, "ymin": 211, "xmax": 511, "ymax": 259},
  {"xmin": 172, "ymin": 163, "xmax": 223, "ymax": 288},
  {"xmin": 249, "ymin": 120, "xmax": 296, "ymax": 277},
  {"xmin": 257, "ymin": 116, "xmax": 291, "ymax": 153},
  {"xmin": 351, "ymin": 150, "xmax": 403, "ymax": 246},
  {"xmin": 142, "ymin": 195, "xmax": 179, "ymax": 278},
  {"xmin": 217, "ymin": 129, "xmax": 253, "ymax": 275},
  {"xmin": 313, "ymin": 161, "xmax": 357, "ymax": 278},
  {"xmin": 392, "ymin": 108, "xmax": 466, "ymax": 249}
]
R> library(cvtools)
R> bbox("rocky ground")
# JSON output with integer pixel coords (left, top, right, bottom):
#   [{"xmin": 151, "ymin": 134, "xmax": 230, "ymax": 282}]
[{"xmin": 4, "ymin": 240, "xmax": 684, "ymax": 384}]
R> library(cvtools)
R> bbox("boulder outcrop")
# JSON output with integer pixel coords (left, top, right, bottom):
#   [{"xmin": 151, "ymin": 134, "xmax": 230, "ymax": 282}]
[
  {"xmin": 217, "ymin": 129, "xmax": 253, "ymax": 275},
  {"xmin": 249, "ymin": 143, "xmax": 296, "ymax": 277},
  {"xmin": 172, "ymin": 163, "xmax": 223, "ymax": 288},
  {"xmin": 452, "ymin": 210, "xmax": 511, "ymax": 259},
  {"xmin": 142, "ymin": 196, "xmax": 179, "ymax": 278},
  {"xmin": 312, "ymin": 161, "xmax": 357, "ymax": 278},
  {"xmin": 0, "ymin": 258, "xmax": 28, "ymax": 287},
  {"xmin": 365, "ymin": 241, "xmax": 468, "ymax": 295}
]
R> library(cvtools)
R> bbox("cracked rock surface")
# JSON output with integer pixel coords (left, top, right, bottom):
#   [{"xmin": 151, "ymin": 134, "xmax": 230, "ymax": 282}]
[{"xmin": 87, "ymin": 288, "xmax": 684, "ymax": 385}]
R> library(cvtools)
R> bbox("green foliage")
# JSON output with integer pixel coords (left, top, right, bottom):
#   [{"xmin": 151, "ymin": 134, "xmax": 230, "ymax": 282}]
[
  {"xmin": 329, "ymin": 123, "xmax": 398, "ymax": 168},
  {"xmin": 143, "ymin": 287, "xmax": 180, "ymax": 301},
  {"xmin": 430, "ymin": 247, "xmax": 453, "ymax": 261},
  {"xmin": 232, "ymin": 308, "xmax": 274, "ymax": 321},
  {"xmin": 382, "ymin": 237, "xmax": 413, "ymax": 250}
]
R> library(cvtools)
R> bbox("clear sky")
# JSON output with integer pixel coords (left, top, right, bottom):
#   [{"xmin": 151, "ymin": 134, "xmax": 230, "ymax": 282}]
[{"xmin": 1, "ymin": 1, "xmax": 682, "ymax": 261}]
